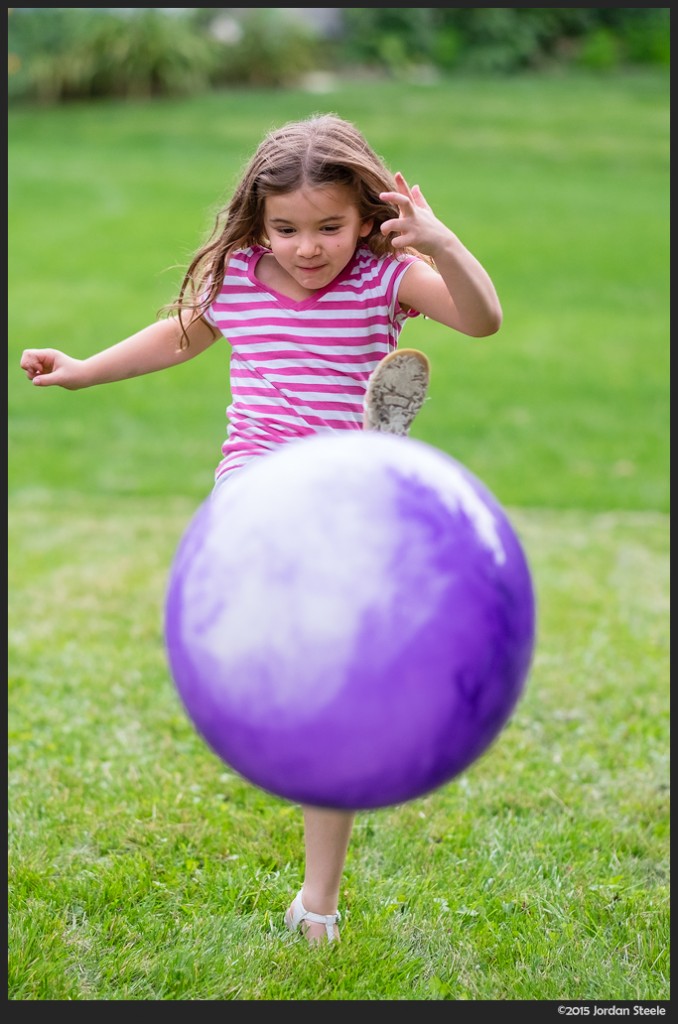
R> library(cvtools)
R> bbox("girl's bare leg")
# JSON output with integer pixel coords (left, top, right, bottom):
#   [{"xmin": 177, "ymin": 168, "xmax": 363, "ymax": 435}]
[{"xmin": 292, "ymin": 805, "xmax": 356, "ymax": 943}]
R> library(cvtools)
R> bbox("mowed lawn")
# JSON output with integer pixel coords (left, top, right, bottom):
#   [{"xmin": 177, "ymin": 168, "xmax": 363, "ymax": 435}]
[{"xmin": 8, "ymin": 71, "xmax": 669, "ymax": 1002}]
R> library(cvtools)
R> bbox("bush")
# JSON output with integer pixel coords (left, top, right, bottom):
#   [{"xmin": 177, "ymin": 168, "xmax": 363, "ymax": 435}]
[
  {"xmin": 617, "ymin": 8, "xmax": 670, "ymax": 66},
  {"xmin": 7, "ymin": 7, "xmax": 328, "ymax": 103},
  {"xmin": 575, "ymin": 28, "xmax": 623, "ymax": 72},
  {"xmin": 7, "ymin": 7, "xmax": 670, "ymax": 106},
  {"xmin": 197, "ymin": 8, "xmax": 327, "ymax": 89},
  {"xmin": 336, "ymin": 7, "xmax": 670, "ymax": 76},
  {"xmin": 8, "ymin": 8, "xmax": 220, "ymax": 103},
  {"xmin": 337, "ymin": 8, "xmax": 440, "ymax": 73}
]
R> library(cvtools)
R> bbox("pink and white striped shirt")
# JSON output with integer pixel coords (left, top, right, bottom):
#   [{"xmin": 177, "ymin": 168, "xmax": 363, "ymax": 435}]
[{"xmin": 205, "ymin": 244, "xmax": 421, "ymax": 481}]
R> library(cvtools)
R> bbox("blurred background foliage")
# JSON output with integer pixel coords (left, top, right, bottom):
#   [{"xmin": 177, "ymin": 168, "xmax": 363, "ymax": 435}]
[{"xmin": 7, "ymin": 6, "xmax": 671, "ymax": 103}]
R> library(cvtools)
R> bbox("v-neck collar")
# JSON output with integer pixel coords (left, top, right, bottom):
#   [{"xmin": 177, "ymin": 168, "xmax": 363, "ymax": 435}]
[{"xmin": 247, "ymin": 245, "xmax": 360, "ymax": 311}]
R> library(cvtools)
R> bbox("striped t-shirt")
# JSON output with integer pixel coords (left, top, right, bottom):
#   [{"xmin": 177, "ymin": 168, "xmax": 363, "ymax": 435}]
[{"xmin": 205, "ymin": 244, "xmax": 421, "ymax": 480}]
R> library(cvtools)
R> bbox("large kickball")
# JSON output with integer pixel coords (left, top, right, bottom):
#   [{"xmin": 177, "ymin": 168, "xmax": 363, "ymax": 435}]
[{"xmin": 164, "ymin": 432, "xmax": 536, "ymax": 810}]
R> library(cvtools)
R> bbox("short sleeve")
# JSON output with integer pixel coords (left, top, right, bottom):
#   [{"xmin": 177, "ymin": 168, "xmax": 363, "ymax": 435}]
[
  {"xmin": 201, "ymin": 273, "xmax": 218, "ymax": 328},
  {"xmin": 391, "ymin": 256, "xmax": 423, "ymax": 324}
]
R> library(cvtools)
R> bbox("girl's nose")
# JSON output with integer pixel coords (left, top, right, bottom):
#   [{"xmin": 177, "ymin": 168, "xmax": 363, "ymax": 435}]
[{"xmin": 297, "ymin": 236, "xmax": 320, "ymax": 257}]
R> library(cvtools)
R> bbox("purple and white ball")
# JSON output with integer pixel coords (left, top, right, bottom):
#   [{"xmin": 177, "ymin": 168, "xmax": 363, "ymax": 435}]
[{"xmin": 164, "ymin": 431, "xmax": 536, "ymax": 810}]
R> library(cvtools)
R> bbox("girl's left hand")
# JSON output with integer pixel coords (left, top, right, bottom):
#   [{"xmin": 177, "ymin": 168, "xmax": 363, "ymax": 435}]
[{"xmin": 379, "ymin": 172, "xmax": 452, "ymax": 257}]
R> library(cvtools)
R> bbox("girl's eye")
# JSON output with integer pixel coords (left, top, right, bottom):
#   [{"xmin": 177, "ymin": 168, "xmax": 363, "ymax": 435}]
[{"xmin": 274, "ymin": 225, "xmax": 340, "ymax": 236}]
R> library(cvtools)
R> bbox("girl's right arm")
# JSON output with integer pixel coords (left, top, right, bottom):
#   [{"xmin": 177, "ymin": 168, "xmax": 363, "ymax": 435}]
[{"xmin": 20, "ymin": 315, "xmax": 218, "ymax": 390}]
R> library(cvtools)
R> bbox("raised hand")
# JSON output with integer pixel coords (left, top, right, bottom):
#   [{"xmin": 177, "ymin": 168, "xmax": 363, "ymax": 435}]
[{"xmin": 379, "ymin": 171, "xmax": 452, "ymax": 258}]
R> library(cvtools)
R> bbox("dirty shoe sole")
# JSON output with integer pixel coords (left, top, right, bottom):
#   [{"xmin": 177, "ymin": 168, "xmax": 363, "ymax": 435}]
[{"xmin": 364, "ymin": 348, "xmax": 431, "ymax": 435}]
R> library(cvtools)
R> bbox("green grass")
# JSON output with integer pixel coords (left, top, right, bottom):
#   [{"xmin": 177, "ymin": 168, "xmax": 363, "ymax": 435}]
[
  {"xmin": 8, "ymin": 497, "xmax": 669, "ymax": 1000},
  {"xmin": 8, "ymin": 71, "xmax": 670, "ymax": 1001}
]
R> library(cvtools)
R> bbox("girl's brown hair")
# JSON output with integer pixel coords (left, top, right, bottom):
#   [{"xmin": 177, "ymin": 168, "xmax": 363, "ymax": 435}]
[{"xmin": 163, "ymin": 113, "xmax": 431, "ymax": 347}]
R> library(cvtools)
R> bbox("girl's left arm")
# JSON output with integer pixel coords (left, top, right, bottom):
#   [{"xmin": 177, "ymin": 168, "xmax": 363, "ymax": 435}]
[{"xmin": 381, "ymin": 173, "xmax": 503, "ymax": 338}]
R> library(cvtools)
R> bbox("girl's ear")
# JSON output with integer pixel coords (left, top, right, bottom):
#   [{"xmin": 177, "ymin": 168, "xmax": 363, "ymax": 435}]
[{"xmin": 359, "ymin": 218, "xmax": 374, "ymax": 238}]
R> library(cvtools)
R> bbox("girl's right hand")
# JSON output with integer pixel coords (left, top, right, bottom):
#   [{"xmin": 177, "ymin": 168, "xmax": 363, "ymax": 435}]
[{"xmin": 20, "ymin": 348, "xmax": 85, "ymax": 389}]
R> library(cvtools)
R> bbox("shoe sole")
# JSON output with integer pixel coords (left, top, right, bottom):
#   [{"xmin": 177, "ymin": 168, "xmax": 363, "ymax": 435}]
[{"xmin": 364, "ymin": 348, "xmax": 431, "ymax": 436}]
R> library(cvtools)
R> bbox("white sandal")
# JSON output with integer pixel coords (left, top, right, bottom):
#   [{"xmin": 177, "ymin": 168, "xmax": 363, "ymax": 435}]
[
  {"xmin": 284, "ymin": 890, "xmax": 341, "ymax": 943},
  {"xmin": 363, "ymin": 348, "xmax": 431, "ymax": 436}
]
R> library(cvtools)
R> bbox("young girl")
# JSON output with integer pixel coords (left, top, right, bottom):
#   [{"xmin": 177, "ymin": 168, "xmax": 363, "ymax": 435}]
[{"xmin": 20, "ymin": 112, "xmax": 502, "ymax": 946}]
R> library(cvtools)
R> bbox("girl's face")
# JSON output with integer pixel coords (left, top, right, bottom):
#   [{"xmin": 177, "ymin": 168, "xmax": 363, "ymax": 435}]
[{"xmin": 262, "ymin": 185, "xmax": 373, "ymax": 293}]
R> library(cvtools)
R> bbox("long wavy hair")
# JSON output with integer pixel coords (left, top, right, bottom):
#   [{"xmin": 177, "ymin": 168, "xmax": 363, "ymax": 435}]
[{"xmin": 163, "ymin": 113, "xmax": 432, "ymax": 347}]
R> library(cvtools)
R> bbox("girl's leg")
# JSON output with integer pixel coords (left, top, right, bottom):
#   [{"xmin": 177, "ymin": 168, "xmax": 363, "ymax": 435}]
[
  {"xmin": 284, "ymin": 352, "xmax": 429, "ymax": 945},
  {"xmin": 286, "ymin": 353, "xmax": 427, "ymax": 943},
  {"xmin": 288, "ymin": 805, "xmax": 356, "ymax": 943}
]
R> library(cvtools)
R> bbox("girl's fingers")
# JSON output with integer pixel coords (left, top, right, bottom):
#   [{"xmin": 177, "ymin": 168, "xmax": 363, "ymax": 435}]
[
  {"xmin": 379, "ymin": 190, "xmax": 411, "ymax": 209},
  {"xmin": 381, "ymin": 175, "xmax": 430, "ymax": 239},
  {"xmin": 411, "ymin": 184, "xmax": 432, "ymax": 211},
  {"xmin": 394, "ymin": 171, "xmax": 413, "ymax": 194},
  {"xmin": 380, "ymin": 219, "xmax": 401, "ymax": 236}
]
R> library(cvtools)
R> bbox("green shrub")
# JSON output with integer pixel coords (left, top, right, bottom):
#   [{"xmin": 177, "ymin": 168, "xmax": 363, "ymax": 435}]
[
  {"xmin": 338, "ymin": 8, "xmax": 440, "ymax": 74},
  {"xmin": 7, "ymin": 7, "xmax": 671, "ymax": 106},
  {"xmin": 430, "ymin": 27, "xmax": 463, "ymax": 73},
  {"xmin": 8, "ymin": 8, "xmax": 220, "ymax": 103},
  {"xmin": 575, "ymin": 28, "xmax": 623, "ymax": 72},
  {"xmin": 337, "ymin": 7, "xmax": 671, "ymax": 76},
  {"xmin": 201, "ymin": 8, "xmax": 326, "ymax": 88},
  {"xmin": 79, "ymin": 10, "xmax": 221, "ymax": 100},
  {"xmin": 619, "ymin": 8, "xmax": 671, "ymax": 66}
]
